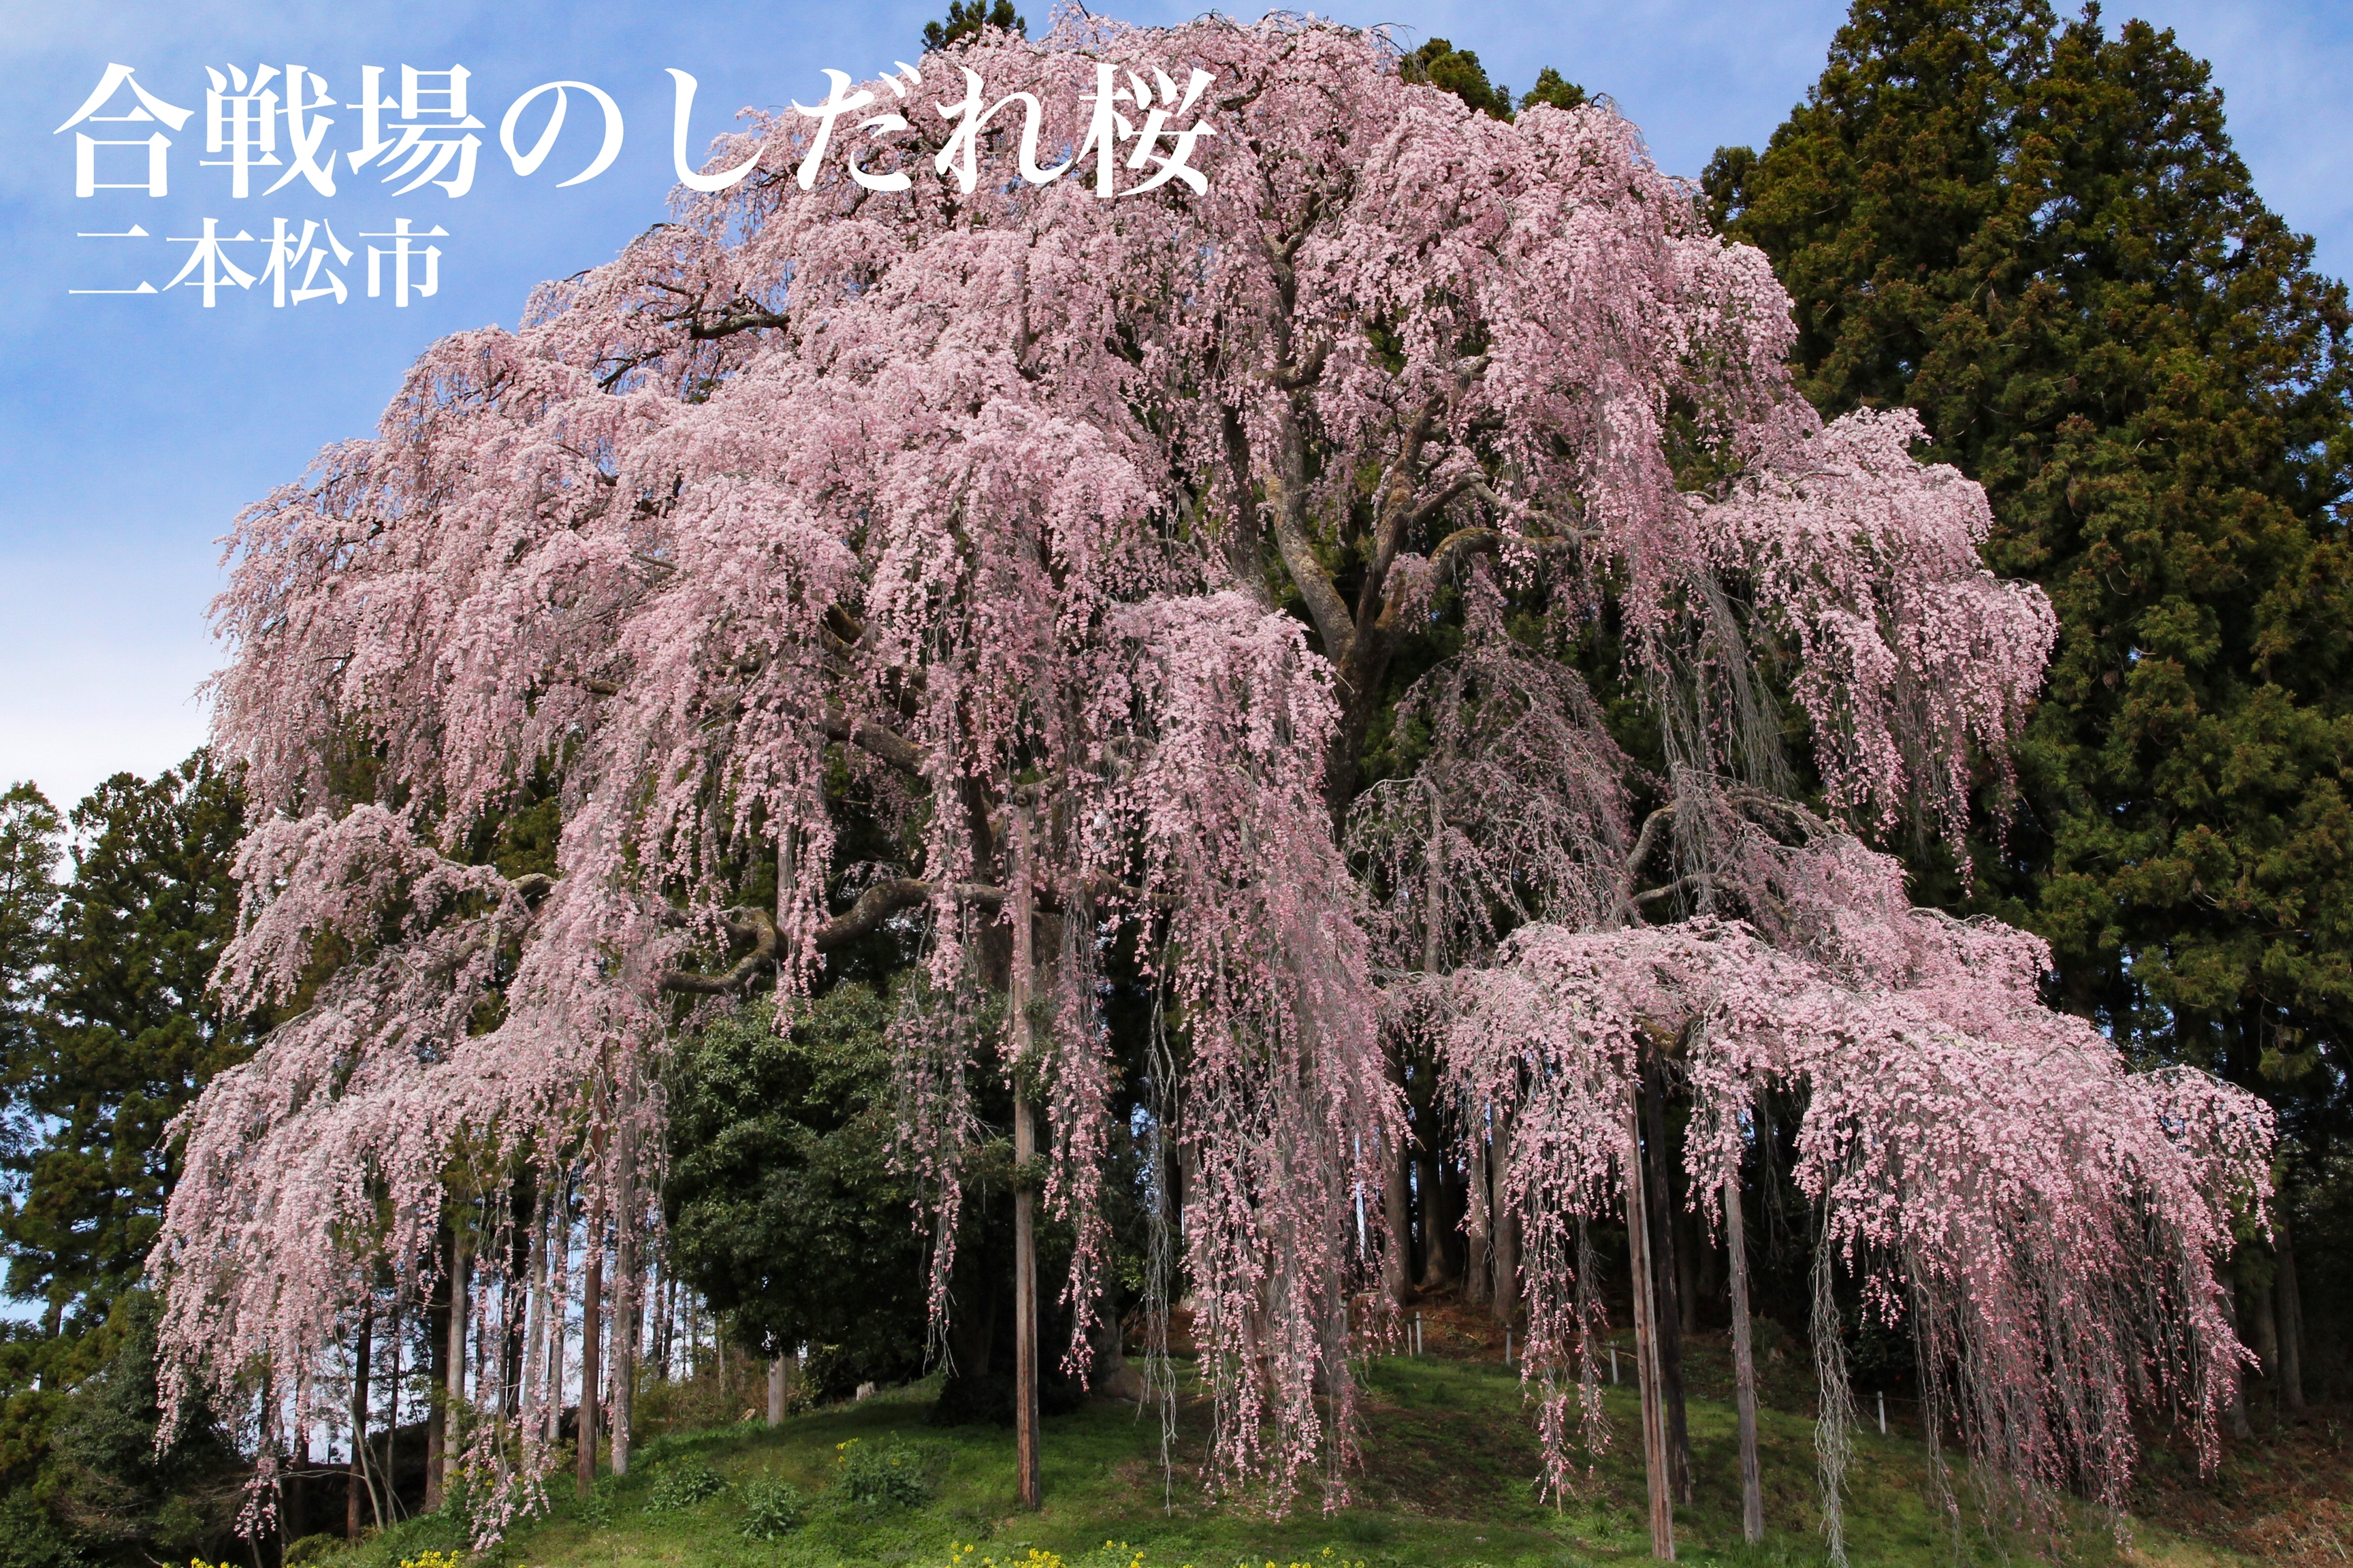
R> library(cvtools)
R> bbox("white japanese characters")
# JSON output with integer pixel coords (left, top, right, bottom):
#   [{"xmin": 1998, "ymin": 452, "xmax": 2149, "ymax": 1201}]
[
  {"xmin": 59, "ymin": 54, "xmax": 1219, "ymax": 306},
  {"xmin": 671, "ymin": 55, "xmax": 1217, "ymax": 197}
]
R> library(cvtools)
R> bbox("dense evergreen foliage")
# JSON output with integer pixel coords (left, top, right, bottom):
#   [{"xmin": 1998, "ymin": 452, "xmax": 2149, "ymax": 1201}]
[
  {"xmin": 921, "ymin": 0, "xmax": 1023, "ymax": 53},
  {"xmin": 663, "ymin": 987, "xmax": 931, "ymax": 1396},
  {"xmin": 0, "ymin": 6, "xmax": 2339, "ymax": 1563},
  {"xmin": 0, "ymin": 757, "xmax": 251, "ymax": 1565},
  {"xmin": 1706, "ymin": 0, "xmax": 2350, "ymax": 1398},
  {"xmin": 3, "ymin": 756, "xmax": 252, "ymax": 1339}
]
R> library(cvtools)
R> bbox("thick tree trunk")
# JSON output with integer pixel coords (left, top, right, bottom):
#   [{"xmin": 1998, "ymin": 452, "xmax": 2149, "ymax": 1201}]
[
  {"xmin": 2275, "ymin": 1216, "xmax": 2305, "ymax": 1414},
  {"xmin": 1381, "ymin": 1053, "xmax": 1415, "ymax": 1305},
  {"xmin": 1723, "ymin": 1164, "xmax": 1763, "ymax": 1545},
  {"xmin": 767, "ymin": 1357, "xmax": 788, "ymax": 1425},
  {"xmin": 1624, "ymin": 1104, "xmax": 1676, "ymax": 1561},
  {"xmin": 1414, "ymin": 1136, "xmax": 1454, "ymax": 1291},
  {"xmin": 1013, "ymin": 1091, "xmax": 1042, "ymax": 1509},
  {"xmin": 1641, "ymin": 1055, "xmax": 1693, "ymax": 1504},
  {"xmin": 1463, "ymin": 1118, "xmax": 1493, "ymax": 1309},
  {"xmin": 577, "ymin": 1222, "xmax": 603, "ymax": 1498},
  {"xmin": 1491, "ymin": 1108, "xmax": 1520, "ymax": 1327}
]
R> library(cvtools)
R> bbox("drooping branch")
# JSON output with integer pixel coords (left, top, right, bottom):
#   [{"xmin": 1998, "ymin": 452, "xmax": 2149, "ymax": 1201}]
[{"xmin": 657, "ymin": 877, "xmax": 1008, "ymax": 993}]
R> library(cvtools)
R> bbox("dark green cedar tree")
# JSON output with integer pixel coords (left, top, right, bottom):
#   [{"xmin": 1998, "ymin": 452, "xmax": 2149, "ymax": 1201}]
[
  {"xmin": 0, "ymin": 754, "xmax": 255, "ymax": 1341},
  {"xmin": 1708, "ymin": 0, "xmax": 2353, "ymax": 1388},
  {"xmin": 923, "ymin": 1, "xmax": 1024, "ymax": 53}
]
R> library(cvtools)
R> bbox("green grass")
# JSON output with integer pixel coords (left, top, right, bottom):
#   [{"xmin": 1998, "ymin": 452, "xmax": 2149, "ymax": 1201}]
[{"xmin": 333, "ymin": 1357, "xmax": 2252, "ymax": 1568}]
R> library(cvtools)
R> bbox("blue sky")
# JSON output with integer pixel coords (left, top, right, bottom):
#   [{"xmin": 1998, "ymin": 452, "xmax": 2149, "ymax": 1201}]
[{"xmin": 2, "ymin": 0, "xmax": 2347, "ymax": 814}]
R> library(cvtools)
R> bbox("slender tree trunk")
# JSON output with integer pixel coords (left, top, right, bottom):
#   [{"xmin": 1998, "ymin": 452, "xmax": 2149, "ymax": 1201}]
[
  {"xmin": 2228, "ymin": 1281, "xmax": 2254, "ymax": 1437},
  {"xmin": 1008, "ymin": 833, "xmax": 1043, "ymax": 1511},
  {"xmin": 1642, "ymin": 1052, "xmax": 1693, "ymax": 1504},
  {"xmin": 1674, "ymin": 1202, "xmax": 1700, "ymax": 1338},
  {"xmin": 383, "ymin": 1296, "xmax": 402, "ymax": 1522},
  {"xmin": 1624, "ymin": 1103, "xmax": 1675, "ymax": 1561},
  {"xmin": 545, "ymin": 1195, "xmax": 570, "ymax": 1449},
  {"xmin": 767, "ymin": 1358, "xmax": 788, "ymax": 1425},
  {"xmin": 577, "ymin": 1204, "xmax": 603, "ymax": 1498},
  {"xmin": 286, "ymin": 1383, "xmax": 309, "ymax": 1547},
  {"xmin": 522, "ymin": 1208, "xmax": 547, "ymax": 1433},
  {"xmin": 1464, "ymin": 1114, "xmax": 1493, "ymax": 1309},
  {"xmin": 2275, "ymin": 1215, "xmax": 2305, "ymax": 1414},
  {"xmin": 425, "ymin": 1236, "xmax": 449, "ymax": 1512},
  {"xmin": 1723, "ymin": 1164, "xmax": 1762, "ymax": 1545},
  {"xmin": 2251, "ymin": 1273, "xmax": 2279, "ymax": 1407},
  {"xmin": 443, "ymin": 1228, "xmax": 470, "ymax": 1504},
  {"xmin": 1412, "ymin": 825, "xmax": 1457, "ymax": 1294},
  {"xmin": 653, "ymin": 1268, "xmax": 675, "ymax": 1381},
  {"xmin": 349, "ymin": 1307, "xmax": 371, "ymax": 1537},
  {"xmin": 611, "ymin": 1086, "xmax": 640, "ymax": 1477},
  {"xmin": 1491, "ymin": 1107, "xmax": 1520, "ymax": 1327}
]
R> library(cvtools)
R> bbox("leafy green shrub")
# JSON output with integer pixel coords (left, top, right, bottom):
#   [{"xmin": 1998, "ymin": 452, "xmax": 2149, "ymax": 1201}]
[
  {"xmin": 574, "ymin": 1474, "xmax": 620, "ymax": 1529},
  {"xmin": 833, "ymin": 1435, "xmax": 932, "ymax": 1511},
  {"xmin": 644, "ymin": 1456, "xmax": 727, "ymax": 1512},
  {"xmin": 737, "ymin": 1473, "xmax": 809, "ymax": 1539}
]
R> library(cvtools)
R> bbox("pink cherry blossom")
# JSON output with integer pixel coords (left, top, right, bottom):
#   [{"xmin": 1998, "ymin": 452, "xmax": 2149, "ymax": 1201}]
[{"xmin": 155, "ymin": 10, "xmax": 2264, "ymax": 1539}]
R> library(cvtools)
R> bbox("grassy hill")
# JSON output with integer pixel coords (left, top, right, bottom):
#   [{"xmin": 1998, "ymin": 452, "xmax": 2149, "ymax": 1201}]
[{"xmin": 316, "ymin": 1321, "xmax": 2291, "ymax": 1568}]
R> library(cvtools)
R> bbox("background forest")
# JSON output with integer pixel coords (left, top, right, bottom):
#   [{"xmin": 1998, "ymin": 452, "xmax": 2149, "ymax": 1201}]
[{"xmin": 0, "ymin": 1, "xmax": 2343, "ymax": 1564}]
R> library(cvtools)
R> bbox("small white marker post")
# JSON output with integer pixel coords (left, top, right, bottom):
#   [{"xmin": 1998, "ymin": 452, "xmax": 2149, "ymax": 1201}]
[
  {"xmin": 1505, "ymin": 1328, "xmax": 1513, "ymax": 1366},
  {"xmin": 1415, "ymin": 1311, "xmax": 1423, "ymax": 1357},
  {"xmin": 1878, "ymin": 1390, "xmax": 1887, "ymax": 1435},
  {"xmin": 1610, "ymin": 1345, "xmax": 1619, "ymax": 1384}
]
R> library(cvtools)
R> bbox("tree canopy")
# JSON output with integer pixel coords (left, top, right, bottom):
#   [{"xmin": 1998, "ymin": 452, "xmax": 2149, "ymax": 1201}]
[
  {"xmin": 1708, "ymin": 0, "xmax": 2353, "ymax": 1104},
  {"xmin": 151, "ymin": 11, "xmax": 2272, "ymax": 1546}
]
